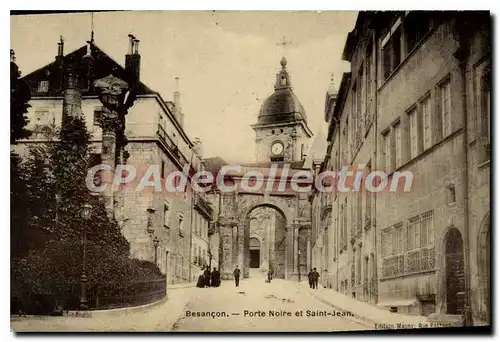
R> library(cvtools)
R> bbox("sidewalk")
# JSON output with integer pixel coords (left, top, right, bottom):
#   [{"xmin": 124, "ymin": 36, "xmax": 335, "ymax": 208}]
[
  {"xmin": 11, "ymin": 286, "xmax": 195, "ymax": 332},
  {"xmin": 298, "ymin": 282, "xmax": 435, "ymax": 330}
]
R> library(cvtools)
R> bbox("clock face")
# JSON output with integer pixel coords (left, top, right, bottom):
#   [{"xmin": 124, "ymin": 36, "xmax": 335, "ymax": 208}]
[{"xmin": 271, "ymin": 141, "xmax": 284, "ymax": 156}]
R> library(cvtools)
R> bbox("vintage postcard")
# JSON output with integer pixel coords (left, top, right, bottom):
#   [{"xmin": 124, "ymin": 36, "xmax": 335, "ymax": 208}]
[{"xmin": 10, "ymin": 10, "xmax": 491, "ymax": 333}]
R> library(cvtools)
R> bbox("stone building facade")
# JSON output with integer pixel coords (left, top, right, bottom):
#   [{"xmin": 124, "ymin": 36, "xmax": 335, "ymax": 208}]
[
  {"xmin": 312, "ymin": 11, "xmax": 490, "ymax": 324},
  {"xmin": 16, "ymin": 36, "xmax": 214, "ymax": 286}
]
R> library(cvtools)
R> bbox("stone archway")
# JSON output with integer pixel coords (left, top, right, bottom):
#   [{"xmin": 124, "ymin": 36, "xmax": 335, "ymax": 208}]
[
  {"xmin": 443, "ymin": 227, "xmax": 466, "ymax": 315},
  {"xmin": 246, "ymin": 203, "xmax": 288, "ymax": 279},
  {"xmin": 477, "ymin": 213, "xmax": 490, "ymax": 323},
  {"xmin": 218, "ymin": 191, "xmax": 311, "ymax": 280}
]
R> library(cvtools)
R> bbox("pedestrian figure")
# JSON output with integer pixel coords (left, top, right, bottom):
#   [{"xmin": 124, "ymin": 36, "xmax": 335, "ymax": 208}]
[
  {"xmin": 308, "ymin": 269, "xmax": 314, "ymax": 288},
  {"xmin": 233, "ymin": 266, "xmax": 241, "ymax": 287},
  {"xmin": 211, "ymin": 267, "xmax": 218, "ymax": 287},
  {"xmin": 196, "ymin": 268, "xmax": 205, "ymax": 288},
  {"xmin": 312, "ymin": 267, "xmax": 320, "ymax": 289},
  {"xmin": 204, "ymin": 266, "xmax": 211, "ymax": 288},
  {"xmin": 215, "ymin": 268, "xmax": 221, "ymax": 287},
  {"xmin": 267, "ymin": 269, "xmax": 273, "ymax": 283}
]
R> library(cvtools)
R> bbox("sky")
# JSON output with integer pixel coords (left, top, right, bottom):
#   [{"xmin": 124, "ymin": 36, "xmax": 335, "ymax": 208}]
[{"xmin": 10, "ymin": 11, "xmax": 357, "ymax": 164}]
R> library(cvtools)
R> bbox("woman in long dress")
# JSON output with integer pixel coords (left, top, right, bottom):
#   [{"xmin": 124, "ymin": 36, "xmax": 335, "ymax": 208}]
[{"xmin": 196, "ymin": 268, "xmax": 205, "ymax": 288}]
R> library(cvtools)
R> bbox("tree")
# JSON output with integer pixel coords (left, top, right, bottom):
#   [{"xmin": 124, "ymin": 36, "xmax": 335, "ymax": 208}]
[
  {"xmin": 10, "ymin": 53, "xmax": 31, "ymax": 143},
  {"xmin": 11, "ymin": 52, "xmax": 33, "ymax": 257},
  {"xmin": 12, "ymin": 111, "xmax": 162, "ymax": 313}
]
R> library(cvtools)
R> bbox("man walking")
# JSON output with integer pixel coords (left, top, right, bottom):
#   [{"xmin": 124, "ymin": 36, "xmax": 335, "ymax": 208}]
[
  {"xmin": 308, "ymin": 269, "xmax": 314, "ymax": 288},
  {"xmin": 233, "ymin": 266, "xmax": 241, "ymax": 287},
  {"xmin": 312, "ymin": 267, "xmax": 320, "ymax": 289}
]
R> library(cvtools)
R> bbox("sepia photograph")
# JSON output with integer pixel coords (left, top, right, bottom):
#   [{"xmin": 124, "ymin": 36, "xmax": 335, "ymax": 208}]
[{"xmin": 9, "ymin": 9, "xmax": 491, "ymax": 333}]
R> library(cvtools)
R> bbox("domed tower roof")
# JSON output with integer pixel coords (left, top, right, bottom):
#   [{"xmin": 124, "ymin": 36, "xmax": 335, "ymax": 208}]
[{"xmin": 257, "ymin": 57, "xmax": 307, "ymax": 125}]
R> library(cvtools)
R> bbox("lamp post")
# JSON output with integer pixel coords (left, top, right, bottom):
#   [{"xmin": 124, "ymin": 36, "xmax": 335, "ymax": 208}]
[
  {"xmin": 153, "ymin": 236, "xmax": 159, "ymax": 265},
  {"xmin": 80, "ymin": 203, "xmax": 92, "ymax": 310},
  {"xmin": 298, "ymin": 249, "xmax": 301, "ymax": 282}
]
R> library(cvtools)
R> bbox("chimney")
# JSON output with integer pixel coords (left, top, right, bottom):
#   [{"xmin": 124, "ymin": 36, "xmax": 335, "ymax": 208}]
[
  {"xmin": 54, "ymin": 36, "xmax": 65, "ymax": 92},
  {"xmin": 57, "ymin": 35, "xmax": 64, "ymax": 58},
  {"xmin": 125, "ymin": 34, "xmax": 140, "ymax": 85},
  {"xmin": 173, "ymin": 77, "xmax": 183, "ymax": 127},
  {"xmin": 82, "ymin": 40, "xmax": 95, "ymax": 91}
]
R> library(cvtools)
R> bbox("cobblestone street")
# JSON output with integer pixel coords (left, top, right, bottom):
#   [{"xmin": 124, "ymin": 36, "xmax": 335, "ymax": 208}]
[{"xmin": 172, "ymin": 274, "xmax": 369, "ymax": 332}]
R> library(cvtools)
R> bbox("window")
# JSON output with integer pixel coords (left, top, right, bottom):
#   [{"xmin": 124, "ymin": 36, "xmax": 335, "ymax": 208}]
[
  {"xmin": 343, "ymin": 200, "xmax": 348, "ymax": 249},
  {"xmin": 340, "ymin": 204, "xmax": 344, "ymax": 250},
  {"xmin": 356, "ymin": 247, "xmax": 362, "ymax": 284},
  {"xmin": 447, "ymin": 185, "xmax": 456, "ymax": 205},
  {"xmin": 93, "ymin": 107, "xmax": 103, "ymax": 126},
  {"xmin": 351, "ymin": 249, "xmax": 356, "ymax": 287},
  {"xmin": 406, "ymin": 212, "xmax": 435, "ymax": 274},
  {"xmin": 37, "ymin": 80, "xmax": 49, "ymax": 93},
  {"xmin": 481, "ymin": 71, "xmax": 491, "ymax": 143},
  {"xmin": 421, "ymin": 96, "xmax": 432, "ymax": 149},
  {"xmin": 381, "ymin": 222, "xmax": 405, "ymax": 278},
  {"xmin": 364, "ymin": 162, "xmax": 372, "ymax": 228},
  {"xmin": 407, "ymin": 107, "xmax": 419, "ymax": 159},
  {"xmin": 474, "ymin": 61, "xmax": 490, "ymax": 162},
  {"xmin": 405, "ymin": 12, "xmax": 432, "ymax": 53},
  {"xmin": 178, "ymin": 212, "xmax": 184, "ymax": 236},
  {"xmin": 393, "ymin": 121, "xmax": 402, "ymax": 167},
  {"xmin": 358, "ymin": 63, "xmax": 365, "ymax": 131},
  {"xmin": 440, "ymin": 79, "xmax": 452, "ymax": 137},
  {"xmin": 161, "ymin": 160, "xmax": 165, "ymax": 180},
  {"xmin": 163, "ymin": 202, "xmax": 170, "ymax": 228},
  {"xmin": 365, "ymin": 42, "xmax": 374, "ymax": 126},
  {"xmin": 357, "ymin": 190, "xmax": 362, "ymax": 236},
  {"xmin": 382, "ymin": 130, "xmax": 391, "ymax": 171},
  {"xmin": 382, "ymin": 19, "xmax": 402, "ymax": 80}
]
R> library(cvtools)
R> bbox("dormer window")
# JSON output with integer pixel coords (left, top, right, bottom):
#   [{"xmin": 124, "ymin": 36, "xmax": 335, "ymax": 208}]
[{"xmin": 38, "ymin": 80, "xmax": 49, "ymax": 93}]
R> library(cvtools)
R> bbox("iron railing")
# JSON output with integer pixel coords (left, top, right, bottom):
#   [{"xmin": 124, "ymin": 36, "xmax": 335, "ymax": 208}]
[{"xmin": 12, "ymin": 276, "xmax": 166, "ymax": 314}]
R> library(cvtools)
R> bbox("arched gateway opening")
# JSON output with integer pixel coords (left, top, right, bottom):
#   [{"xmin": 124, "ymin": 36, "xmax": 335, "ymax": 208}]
[
  {"xmin": 249, "ymin": 237, "xmax": 261, "ymax": 268},
  {"xmin": 444, "ymin": 228, "xmax": 466, "ymax": 315},
  {"xmin": 246, "ymin": 205, "xmax": 287, "ymax": 279},
  {"xmin": 477, "ymin": 213, "xmax": 490, "ymax": 323}
]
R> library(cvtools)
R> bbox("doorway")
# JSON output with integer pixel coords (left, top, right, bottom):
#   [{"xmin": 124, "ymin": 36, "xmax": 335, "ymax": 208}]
[
  {"xmin": 249, "ymin": 237, "xmax": 260, "ymax": 268},
  {"xmin": 444, "ymin": 228, "xmax": 466, "ymax": 315}
]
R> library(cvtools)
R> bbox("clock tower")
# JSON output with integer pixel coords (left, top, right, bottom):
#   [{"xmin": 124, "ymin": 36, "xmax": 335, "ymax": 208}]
[{"xmin": 251, "ymin": 57, "xmax": 312, "ymax": 164}]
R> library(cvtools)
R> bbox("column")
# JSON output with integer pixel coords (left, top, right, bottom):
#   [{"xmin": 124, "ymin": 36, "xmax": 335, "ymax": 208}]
[
  {"xmin": 237, "ymin": 223, "xmax": 245, "ymax": 269},
  {"xmin": 306, "ymin": 233, "xmax": 311, "ymax": 271},
  {"xmin": 101, "ymin": 107, "xmax": 119, "ymax": 218},
  {"xmin": 243, "ymin": 224, "xmax": 250, "ymax": 278},
  {"xmin": 220, "ymin": 220, "xmax": 233, "ymax": 280},
  {"xmin": 293, "ymin": 227, "xmax": 299, "ymax": 275},
  {"xmin": 62, "ymin": 72, "xmax": 82, "ymax": 119},
  {"xmin": 232, "ymin": 225, "xmax": 238, "ymax": 269},
  {"xmin": 284, "ymin": 226, "xmax": 288, "ymax": 279},
  {"xmin": 269, "ymin": 215, "xmax": 275, "ymax": 272}
]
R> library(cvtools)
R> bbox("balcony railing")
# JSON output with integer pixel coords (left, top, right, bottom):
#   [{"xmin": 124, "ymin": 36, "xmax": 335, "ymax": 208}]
[
  {"xmin": 194, "ymin": 192, "xmax": 213, "ymax": 220},
  {"xmin": 156, "ymin": 124, "xmax": 189, "ymax": 165}
]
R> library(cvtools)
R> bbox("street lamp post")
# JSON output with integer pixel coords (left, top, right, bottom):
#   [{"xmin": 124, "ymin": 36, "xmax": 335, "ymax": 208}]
[
  {"xmin": 298, "ymin": 249, "xmax": 301, "ymax": 282},
  {"xmin": 80, "ymin": 203, "xmax": 92, "ymax": 310},
  {"xmin": 153, "ymin": 236, "xmax": 159, "ymax": 265}
]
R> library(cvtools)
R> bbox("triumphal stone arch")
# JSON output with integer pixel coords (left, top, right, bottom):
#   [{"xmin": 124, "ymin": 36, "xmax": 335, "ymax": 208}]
[
  {"xmin": 211, "ymin": 56, "xmax": 314, "ymax": 280},
  {"xmin": 217, "ymin": 167, "xmax": 312, "ymax": 280}
]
